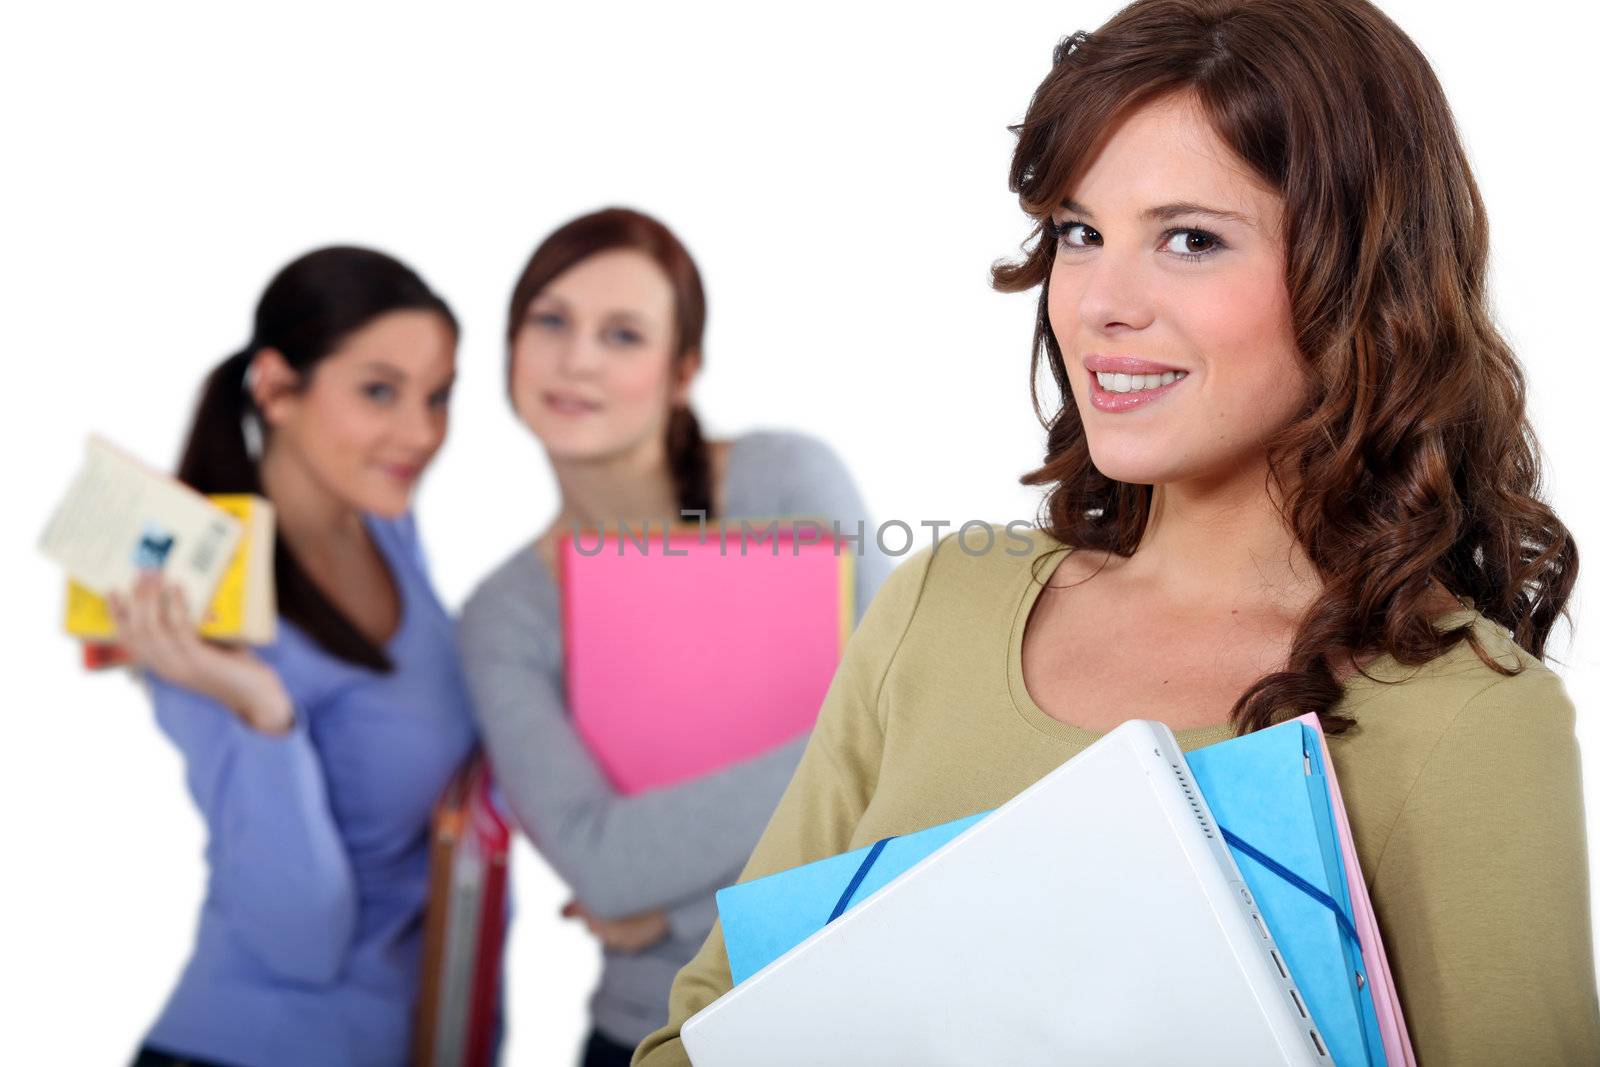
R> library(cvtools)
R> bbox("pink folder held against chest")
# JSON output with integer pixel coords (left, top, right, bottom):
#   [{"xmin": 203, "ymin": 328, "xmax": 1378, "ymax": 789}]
[{"xmin": 560, "ymin": 520, "xmax": 855, "ymax": 795}]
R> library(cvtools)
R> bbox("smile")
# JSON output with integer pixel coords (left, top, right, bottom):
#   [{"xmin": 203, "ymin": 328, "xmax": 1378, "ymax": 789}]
[
  {"xmin": 545, "ymin": 392, "xmax": 601, "ymax": 415},
  {"xmin": 1087, "ymin": 369, "xmax": 1188, "ymax": 413},
  {"xmin": 378, "ymin": 463, "xmax": 423, "ymax": 482}
]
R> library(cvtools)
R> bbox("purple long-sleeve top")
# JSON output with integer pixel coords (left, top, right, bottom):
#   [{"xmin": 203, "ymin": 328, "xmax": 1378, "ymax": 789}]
[{"xmin": 141, "ymin": 512, "xmax": 480, "ymax": 1067}]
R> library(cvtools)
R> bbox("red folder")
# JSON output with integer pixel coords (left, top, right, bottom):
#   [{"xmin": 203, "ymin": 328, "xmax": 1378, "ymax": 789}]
[{"xmin": 414, "ymin": 754, "xmax": 510, "ymax": 1067}]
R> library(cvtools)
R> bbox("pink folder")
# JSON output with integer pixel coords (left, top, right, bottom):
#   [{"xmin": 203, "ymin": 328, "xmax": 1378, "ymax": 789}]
[
  {"xmin": 1296, "ymin": 712, "xmax": 1418, "ymax": 1066},
  {"xmin": 560, "ymin": 519, "xmax": 856, "ymax": 795}
]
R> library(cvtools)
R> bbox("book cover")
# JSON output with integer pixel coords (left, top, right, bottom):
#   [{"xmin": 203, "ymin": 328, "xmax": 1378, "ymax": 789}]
[
  {"xmin": 40, "ymin": 435, "xmax": 242, "ymax": 618},
  {"xmin": 64, "ymin": 493, "xmax": 277, "ymax": 645}
]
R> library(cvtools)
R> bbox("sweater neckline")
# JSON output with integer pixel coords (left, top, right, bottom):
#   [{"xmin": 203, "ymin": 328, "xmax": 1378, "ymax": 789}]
[
  {"xmin": 1003, "ymin": 538, "xmax": 1483, "ymax": 747},
  {"xmin": 359, "ymin": 512, "xmax": 415, "ymax": 654}
]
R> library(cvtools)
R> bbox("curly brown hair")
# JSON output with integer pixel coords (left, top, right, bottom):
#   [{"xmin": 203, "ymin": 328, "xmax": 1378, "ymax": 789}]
[{"xmin": 992, "ymin": 0, "xmax": 1577, "ymax": 735}]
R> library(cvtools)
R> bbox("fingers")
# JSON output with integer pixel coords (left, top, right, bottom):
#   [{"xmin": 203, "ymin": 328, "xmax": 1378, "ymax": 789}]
[
  {"xmin": 162, "ymin": 581, "xmax": 193, "ymax": 631},
  {"xmin": 560, "ymin": 900, "xmax": 663, "ymax": 952},
  {"xmin": 564, "ymin": 902, "xmax": 622, "ymax": 946},
  {"xmin": 138, "ymin": 573, "xmax": 187, "ymax": 667},
  {"xmin": 108, "ymin": 571, "xmax": 198, "ymax": 679},
  {"xmin": 107, "ymin": 573, "xmax": 154, "ymax": 658},
  {"xmin": 588, "ymin": 918, "xmax": 625, "ymax": 949},
  {"xmin": 594, "ymin": 914, "xmax": 656, "ymax": 952}
]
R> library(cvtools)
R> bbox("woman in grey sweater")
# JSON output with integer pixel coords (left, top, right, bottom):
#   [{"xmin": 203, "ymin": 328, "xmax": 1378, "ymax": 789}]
[{"xmin": 456, "ymin": 207, "xmax": 888, "ymax": 1066}]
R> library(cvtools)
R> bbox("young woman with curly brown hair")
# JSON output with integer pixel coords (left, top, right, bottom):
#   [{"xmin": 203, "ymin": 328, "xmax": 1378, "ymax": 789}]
[{"xmin": 635, "ymin": 2, "xmax": 1599, "ymax": 1063}]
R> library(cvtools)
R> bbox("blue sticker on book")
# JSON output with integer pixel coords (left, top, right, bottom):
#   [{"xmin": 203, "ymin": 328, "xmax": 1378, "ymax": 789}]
[{"xmin": 133, "ymin": 523, "xmax": 176, "ymax": 569}]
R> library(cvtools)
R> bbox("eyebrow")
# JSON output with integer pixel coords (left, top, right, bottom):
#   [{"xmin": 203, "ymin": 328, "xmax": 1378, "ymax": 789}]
[
  {"xmin": 607, "ymin": 310, "xmax": 653, "ymax": 328},
  {"xmin": 357, "ymin": 362, "xmax": 455, "ymax": 390},
  {"xmin": 1060, "ymin": 198, "xmax": 1254, "ymax": 227}
]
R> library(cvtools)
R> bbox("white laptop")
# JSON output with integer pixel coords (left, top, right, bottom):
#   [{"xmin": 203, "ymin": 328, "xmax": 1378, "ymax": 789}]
[{"xmin": 681, "ymin": 720, "xmax": 1332, "ymax": 1066}]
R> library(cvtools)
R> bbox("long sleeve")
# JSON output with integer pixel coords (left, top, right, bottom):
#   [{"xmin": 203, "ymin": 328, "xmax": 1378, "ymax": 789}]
[
  {"xmin": 148, "ymin": 675, "xmax": 358, "ymax": 985},
  {"xmin": 664, "ymin": 885, "xmax": 726, "ymax": 944},
  {"xmin": 456, "ymin": 581, "xmax": 810, "ymax": 921},
  {"xmin": 457, "ymin": 434, "xmax": 893, "ymax": 925},
  {"xmin": 632, "ymin": 544, "xmax": 935, "ymax": 1067},
  {"xmin": 1370, "ymin": 667, "xmax": 1600, "ymax": 1064}
]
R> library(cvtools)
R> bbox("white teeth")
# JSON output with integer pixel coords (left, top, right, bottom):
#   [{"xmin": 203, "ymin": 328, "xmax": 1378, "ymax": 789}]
[{"xmin": 1095, "ymin": 369, "xmax": 1187, "ymax": 394}]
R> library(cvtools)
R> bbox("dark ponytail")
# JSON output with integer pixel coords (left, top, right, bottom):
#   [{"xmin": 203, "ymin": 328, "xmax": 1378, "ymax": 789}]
[
  {"xmin": 666, "ymin": 403, "xmax": 713, "ymax": 518},
  {"xmin": 175, "ymin": 246, "xmax": 457, "ymax": 672},
  {"xmin": 506, "ymin": 207, "xmax": 716, "ymax": 519},
  {"xmin": 178, "ymin": 348, "xmax": 262, "ymax": 496}
]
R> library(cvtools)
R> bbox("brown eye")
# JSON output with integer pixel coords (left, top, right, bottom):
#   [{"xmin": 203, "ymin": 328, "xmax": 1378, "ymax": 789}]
[
  {"xmin": 1161, "ymin": 229, "xmax": 1224, "ymax": 259},
  {"xmin": 1049, "ymin": 218, "xmax": 1098, "ymax": 248}
]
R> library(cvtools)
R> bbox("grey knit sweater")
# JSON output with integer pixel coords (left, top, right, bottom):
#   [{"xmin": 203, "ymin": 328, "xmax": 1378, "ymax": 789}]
[{"xmin": 455, "ymin": 429, "xmax": 890, "ymax": 1049}]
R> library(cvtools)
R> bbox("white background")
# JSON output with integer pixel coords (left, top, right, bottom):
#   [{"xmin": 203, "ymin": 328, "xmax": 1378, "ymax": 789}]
[{"xmin": 4, "ymin": 2, "xmax": 1596, "ymax": 1062}]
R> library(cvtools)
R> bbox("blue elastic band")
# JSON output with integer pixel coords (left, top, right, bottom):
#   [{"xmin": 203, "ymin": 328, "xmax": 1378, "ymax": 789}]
[
  {"xmin": 825, "ymin": 826, "xmax": 1363, "ymax": 959},
  {"xmin": 828, "ymin": 836, "xmax": 896, "ymax": 923},
  {"xmin": 1218, "ymin": 824, "xmax": 1362, "ymax": 948}
]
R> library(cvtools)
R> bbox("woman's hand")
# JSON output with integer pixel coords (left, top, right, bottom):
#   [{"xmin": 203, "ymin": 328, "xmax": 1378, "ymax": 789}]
[
  {"xmin": 108, "ymin": 570, "xmax": 295, "ymax": 735},
  {"xmin": 561, "ymin": 899, "xmax": 670, "ymax": 954}
]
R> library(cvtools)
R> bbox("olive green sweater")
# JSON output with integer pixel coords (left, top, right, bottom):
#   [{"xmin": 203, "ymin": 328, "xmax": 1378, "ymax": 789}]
[{"xmin": 634, "ymin": 526, "xmax": 1600, "ymax": 1066}]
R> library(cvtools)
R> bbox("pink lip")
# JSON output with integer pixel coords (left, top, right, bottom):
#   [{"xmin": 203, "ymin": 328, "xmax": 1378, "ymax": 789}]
[
  {"xmin": 1085, "ymin": 367, "xmax": 1188, "ymax": 413},
  {"xmin": 1083, "ymin": 353, "xmax": 1185, "ymax": 374},
  {"xmin": 379, "ymin": 463, "xmax": 423, "ymax": 482},
  {"xmin": 545, "ymin": 391, "xmax": 601, "ymax": 414}
]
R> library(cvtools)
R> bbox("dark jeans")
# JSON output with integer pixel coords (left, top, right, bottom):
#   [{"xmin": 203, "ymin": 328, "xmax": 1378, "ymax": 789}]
[
  {"xmin": 131, "ymin": 1046, "xmax": 240, "ymax": 1067},
  {"xmin": 581, "ymin": 1026, "xmax": 638, "ymax": 1067}
]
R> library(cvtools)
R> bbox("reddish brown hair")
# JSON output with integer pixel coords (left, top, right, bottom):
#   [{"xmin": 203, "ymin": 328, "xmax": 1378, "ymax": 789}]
[
  {"xmin": 506, "ymin": 207, "xmax": 713, "ymax": 517},
  {"xmin": 993, "ymin": 0, "xmax": 1576, "ymax": 735}
]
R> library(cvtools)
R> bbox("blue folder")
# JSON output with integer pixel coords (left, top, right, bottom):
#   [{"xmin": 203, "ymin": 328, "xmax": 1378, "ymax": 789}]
[
  {"xmin": 1188, "ymin": 721, "xmax": 1385, "ymax": 1067},
  {"xmin": 717, "ymin": 812, "xmax": 988, "ymax": 986},
  {"xmin": 716, "ymin": 720, "xmax": 1386, "ymax": 1066}
]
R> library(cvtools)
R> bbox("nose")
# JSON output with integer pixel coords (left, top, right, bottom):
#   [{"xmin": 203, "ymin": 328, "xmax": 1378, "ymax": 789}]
[
  {"xmin": 1073, "ymin": 245, "xmax": 1156, "ymax": 336},
  {"xmin": 556, "ymin": 328, "xmax": 605, "ymax": 378},
  {"xmin": 398, "ymin": 394, "xmax": 446, "ymax": 455}
]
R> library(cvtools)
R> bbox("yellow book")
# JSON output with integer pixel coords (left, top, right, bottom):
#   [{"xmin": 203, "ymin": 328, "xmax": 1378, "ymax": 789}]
[
  {"xmin": 42, "ymin": 435, "xmax": 241, "ymax": 609},
  {"xmin": 65, "ymin": 493, "xmax": 277, "ymax": 645}
]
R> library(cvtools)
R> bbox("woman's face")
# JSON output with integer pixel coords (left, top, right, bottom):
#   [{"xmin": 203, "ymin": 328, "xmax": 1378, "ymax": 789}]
[
  {"xmin": 508, "ymin": 248, "xmax": 693, "ymax": 464},
  {"xmin": 255, "ymin": 309, "xmax": 457, "ymax": 518},
  {"xmin": 1046, "ymin": 91, "xmax": 1306, "ymax": 489}
]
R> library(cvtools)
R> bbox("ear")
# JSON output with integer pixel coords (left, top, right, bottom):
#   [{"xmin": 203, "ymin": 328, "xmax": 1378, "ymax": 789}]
[
  {"xmin": 670, "ymin": 348, "xmax": 703, "ymax": 406},
  {"xmin": 248, "ymin": 348, "xmax": 303, "ymax": 429}
]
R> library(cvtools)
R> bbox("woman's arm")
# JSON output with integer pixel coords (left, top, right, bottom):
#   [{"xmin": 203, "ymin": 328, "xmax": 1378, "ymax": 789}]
[
  {"xmin": 149, "ymin": 676, "xmax": 358, "ymax": 985},
  {"xmin": 631, "ymin": 544, "xmax": 934, "ymax": 1067},
  {"xmin": 1371, "ymin": 667, "xmax": 1600, "ymax": 1064},
  {"xmin": 111, "ymin": 570, "xmax": 358, "ymax": 983},
  {"xmin": 459, "ymin": 431, "xmax": 890, "ymax": 924},
  {"xmin": 457, "ymin": 582, "xmax": 811, "ymax": 921}
]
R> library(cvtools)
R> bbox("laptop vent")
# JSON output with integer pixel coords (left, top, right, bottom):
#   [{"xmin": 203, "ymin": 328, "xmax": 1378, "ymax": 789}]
[{"xmin": 1170, "ymin": 761, "xmax": 1215, "ymax": 839}]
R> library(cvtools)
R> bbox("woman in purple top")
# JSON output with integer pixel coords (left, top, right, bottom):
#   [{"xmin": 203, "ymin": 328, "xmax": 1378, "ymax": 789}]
[{"xmin": 108, "ymin": 247, "xmax": 481, "ymax": 1067}]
